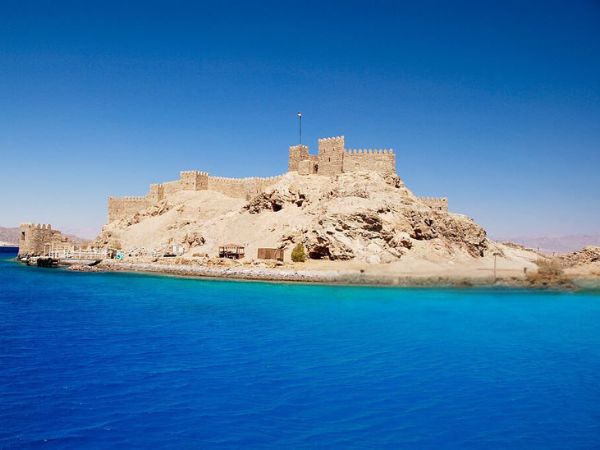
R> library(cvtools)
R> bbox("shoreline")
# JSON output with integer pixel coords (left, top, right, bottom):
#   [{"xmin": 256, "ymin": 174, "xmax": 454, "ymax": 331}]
[
  {"xmin": 91, "ymin": 260, "xmax": 598, "ymax": 291},
  {"xmin": 8, "ymin": 253, "xmax": 598, "ymax": 291}
]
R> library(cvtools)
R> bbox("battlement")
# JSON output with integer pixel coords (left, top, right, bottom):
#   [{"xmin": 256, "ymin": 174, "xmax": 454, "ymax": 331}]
[
  {"xmin": 342, "ymin": 146, "xmax": 396, "ymax": 175},
  {"xmin": 20, "ymin": 223, "xmax": 52, "ymax": 230},
  {"xmin": 345, "ymin": 149, "xmax": 394, "ymax": 155},
  {"xmin": 289, "ymin": 145, "xmax": 309, "ymax": 152},
  {"xmin": 208, "ymin": 175, "xmax": 283, "ymax": 183},
  {"xmin": 419, "ymin": 197, "xmax": 448, "ymax": 212},
  {"xmin": 318, "ymin": 136, "xmax": 345, "ymax": 143},
  {"xmin": 180, "ymin": 170, "xmax": 209, "ymax": 176},
  {"xmin": 111, "ymin": 196, "xmax": 147, "ymax": 202}
]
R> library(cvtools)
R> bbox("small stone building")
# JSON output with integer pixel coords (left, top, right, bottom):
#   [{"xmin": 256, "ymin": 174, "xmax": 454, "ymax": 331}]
[{"xmin": 18, "ymin": 224, "xmax": 74, "ymax": 257}]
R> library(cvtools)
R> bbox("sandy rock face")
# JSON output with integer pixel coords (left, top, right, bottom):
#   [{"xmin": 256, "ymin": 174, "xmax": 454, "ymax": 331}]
[
  {"xmin": 245, "ymin": 190, "xmax": 306, "ymax": 214},
  {"xmin": 430, "ymin": 212, "xmax": 488, "ymax": 257},
  {"xmin": 95, "ymin": 171, "xmax": 491, "ymax": 263},
  {"xmin": 245, "ymin": 171, "xmax": 489, "ymax": 262}
]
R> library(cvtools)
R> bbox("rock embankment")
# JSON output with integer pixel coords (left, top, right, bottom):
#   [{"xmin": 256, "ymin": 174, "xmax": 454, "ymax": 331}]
[
  {"xmin": 67, "ymin": 264, "xmax": 103, "ymax": 272},
  {"xmin": 98, "ymin": 259, "xmax": 518, "ymax": 288}
]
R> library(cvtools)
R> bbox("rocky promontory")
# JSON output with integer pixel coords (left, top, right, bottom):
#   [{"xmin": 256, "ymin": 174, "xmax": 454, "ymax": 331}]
[{"xmin": 93, "ymin": 171, "xmax": 539, "ymax": 278}]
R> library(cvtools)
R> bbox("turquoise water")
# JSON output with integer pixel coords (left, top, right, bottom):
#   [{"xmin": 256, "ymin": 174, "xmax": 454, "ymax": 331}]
[{"xmin": 1, "ymin": 253, "xmax": 600, "ymax": 449}]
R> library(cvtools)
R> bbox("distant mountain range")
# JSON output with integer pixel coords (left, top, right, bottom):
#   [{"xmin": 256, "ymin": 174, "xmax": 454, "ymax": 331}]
[
  {"xmin": 0, "ymin": 226, "xmax": 87, "ymax": 246},
  {"xmin": 494, "ymin": 234, "xmax": 600, "ymax": 254},
  {"xmin": 0, "ymin": 227, "xmax": 20, "ymax": 245}
]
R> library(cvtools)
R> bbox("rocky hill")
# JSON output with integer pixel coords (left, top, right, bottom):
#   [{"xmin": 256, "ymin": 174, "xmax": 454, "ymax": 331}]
[
  {"xmin": 94, "ymin": 171, "xmax": 535, "ymax": 271},
  {"xmin": 559, "ymin": 246, "xmax": 600, "ymax": 267}
]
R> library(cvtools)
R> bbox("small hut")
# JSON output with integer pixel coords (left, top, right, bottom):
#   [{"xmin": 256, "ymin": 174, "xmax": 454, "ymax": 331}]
[
  {"xmin": 218, "ymin": 243, "xmax": 245, "ymax": 259},
  {"xmin": 257, "ymin": 248, "xmax": 284, "ymax": 262}
]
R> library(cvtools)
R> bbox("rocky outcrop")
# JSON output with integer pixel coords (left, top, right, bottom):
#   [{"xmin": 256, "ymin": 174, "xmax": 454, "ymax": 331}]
[
  {"xmin": 241, "ymin": 172, "xmax": 489, "ymax": 262},
  {"xmin": 558, "ymin": 246, "xmax": 600, "ymax": 267},
  {"xmin": 245, "ymin": 189, "xmax": 306, "ymax": 213},
  {"xmin": 181, "ymin": 232, "xmax": 205, "ymax": 249},
  {"xmin": 96, "ymin": 170, "xmax": 493, "ymax": 264}
]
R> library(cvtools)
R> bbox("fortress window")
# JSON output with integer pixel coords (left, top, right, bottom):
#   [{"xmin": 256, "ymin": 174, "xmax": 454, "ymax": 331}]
[{"xmin": 328, "ymin": 157, "xmax": 331, "ymax": 162}]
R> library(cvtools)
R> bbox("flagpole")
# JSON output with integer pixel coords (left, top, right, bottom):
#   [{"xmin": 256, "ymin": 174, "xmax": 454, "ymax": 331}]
[{"xmin": 297, "ymin": 112, "xmax": 302, "ymax": 145}]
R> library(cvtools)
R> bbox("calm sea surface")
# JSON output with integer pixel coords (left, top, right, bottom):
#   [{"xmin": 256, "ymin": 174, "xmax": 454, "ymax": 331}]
[{"xmin": 1, "ymin": 252, "xmax": 599, "ymax": 449}]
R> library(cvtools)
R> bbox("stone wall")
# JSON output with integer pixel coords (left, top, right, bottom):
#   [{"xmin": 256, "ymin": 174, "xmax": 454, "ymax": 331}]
[
  {"xmin": 107, "ymin": 171, "xmax": 285, "ymax": 223},
  {"xmin": 161, "ymin": 180, "xmax": 182, "ymax": 196},
  {"xmin": 148, "ymin": 183, "xmax": 165, "ymax": 203},
  {"xmin": 420, "ymin": 197, "xmax": 448, "ymax": 212},
  {"xmin": 207, "ymin": 175, "xmax": 283, "ymax": 199},
  {"xmin": 298, "ymin": 158, "xmax": 318, "ymax": 175},
  {"xmin": 108, "ymin": 196, "xmax": 151, "ymax": 223},
  {"xmin": 342, "ymin": 149, "xmax": 395, "ymax": 175}
]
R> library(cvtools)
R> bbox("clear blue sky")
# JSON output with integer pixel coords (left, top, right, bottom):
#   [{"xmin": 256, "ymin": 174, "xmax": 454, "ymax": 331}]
[{"xmin": 1, "ymin": 0, "xmax": 599, "ymax": 238}]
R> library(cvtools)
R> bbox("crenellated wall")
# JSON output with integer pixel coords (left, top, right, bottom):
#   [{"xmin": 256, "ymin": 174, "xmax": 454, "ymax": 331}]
[
  {"xmin": 343, "ymin": 149, "xmax": 395, "ymax": 174},
  {"xmin": 419, "ymin": 197, "xmax": 448, "ymax": 212},
  {"xmin": 107, "ymin": 171, "xmax": 284, "ymax": 223},
  {"xmin": 207, "ymin": 175, "xmax": 283, "ymax": 199},
  {"xmin": 108, "ymin": 196, "xmax": 151, "ymax": 223}
]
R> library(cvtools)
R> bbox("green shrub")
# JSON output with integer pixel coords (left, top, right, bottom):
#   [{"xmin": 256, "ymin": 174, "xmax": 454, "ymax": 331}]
[
  {"xmin": 291, "ymin": 243, "xmax": 306, "ymax": 262},
  {"xmin": 526, "ymin": 258, "xmax": 568, "ymax": 286}
]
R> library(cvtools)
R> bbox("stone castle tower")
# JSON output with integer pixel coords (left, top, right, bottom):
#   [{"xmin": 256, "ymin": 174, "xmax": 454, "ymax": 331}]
[
  {"xmin": 18, "ymin": 224, "xmax": 74, "ymax": 257},
  {"xmin": 317, "ymin": 136, "xmax": 345, "ymax": 176},
  {"xmin": 288, "ymin": 136, "xmax": 396, "ymax": 176}
]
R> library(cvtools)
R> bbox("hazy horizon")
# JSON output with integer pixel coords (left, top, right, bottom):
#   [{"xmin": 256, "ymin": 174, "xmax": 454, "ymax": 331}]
[{"xmin": 2, "ymin": 1, "xmax": 599, "ymax": 238}]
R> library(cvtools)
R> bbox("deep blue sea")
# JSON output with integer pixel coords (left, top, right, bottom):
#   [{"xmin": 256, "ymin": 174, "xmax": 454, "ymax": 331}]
[{"xmin": 1, "ymin": 252, "xmax": 600, "ymax": 449}]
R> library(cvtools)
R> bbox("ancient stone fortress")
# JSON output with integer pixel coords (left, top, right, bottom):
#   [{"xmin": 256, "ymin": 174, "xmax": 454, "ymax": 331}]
[
  {"xmin": 18, "ymin": 224, "xmax": 73, "ymax": 256},
  {"xmin": 288, "ymin": 136, "xmax": 395, "ymax": 175},
  {"xmin": 108, "ymin": 135, "xmax": 447, "ymax": 222}
]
